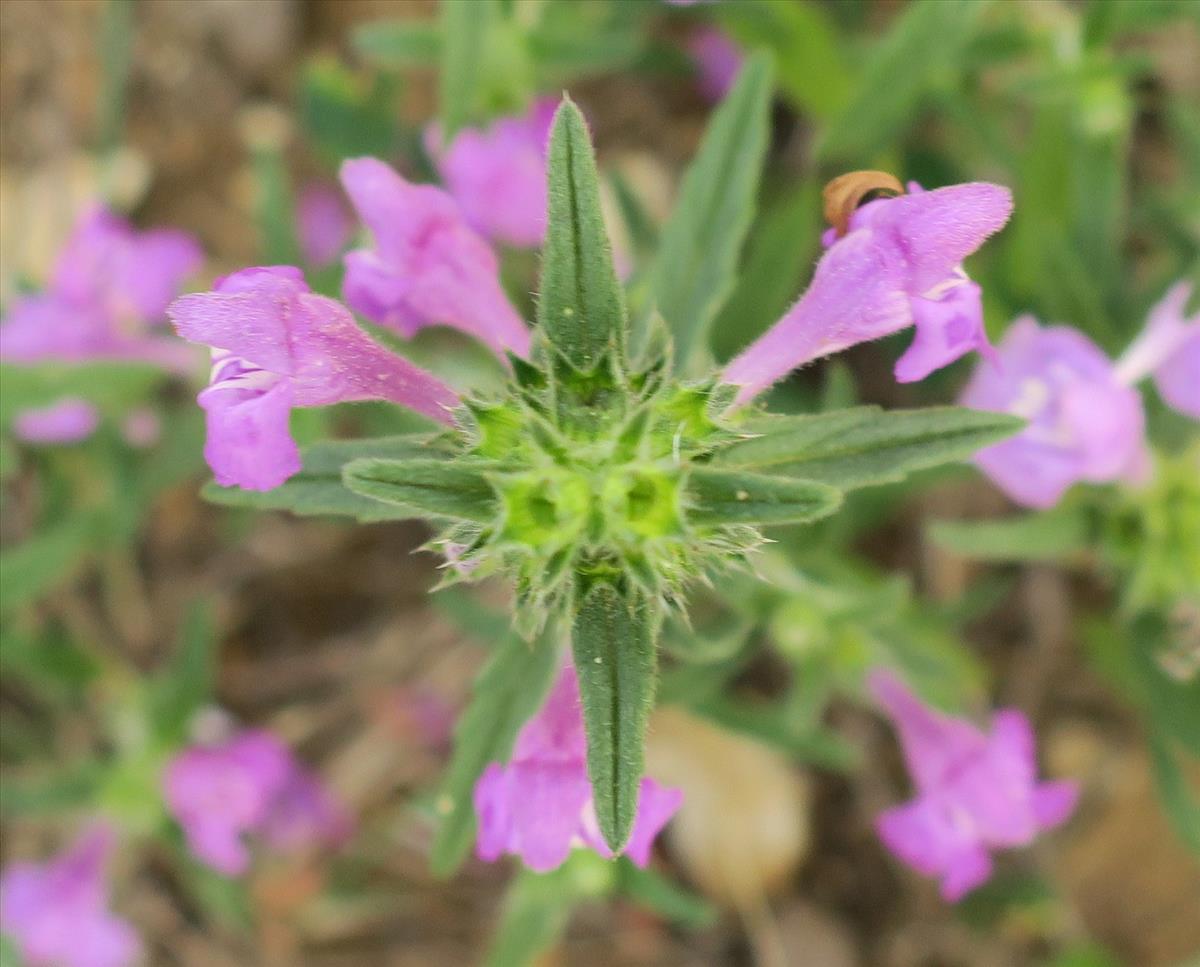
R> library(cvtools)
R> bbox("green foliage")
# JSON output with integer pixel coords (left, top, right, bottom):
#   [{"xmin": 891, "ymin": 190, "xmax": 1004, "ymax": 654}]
[
  {"xmin": 0, "ymin": 362, "xmax": 163, "ymax": 425},
  {"xmin": 482, "ymin": 852, "xmax": 614, "ymax": 967},
  {"xmin": 0, "ymin": 512, "xmax": 101, "ymax": 615},
  {"xmin": 645, "ymin": 53, "xmax": 773, "ymax": 370},
  {"xmin": 430, "ymin": 627, "xmax": 559, "ymax": 876},
  {"xmin": 439, "ymin": 0, "xmax": 496, "ymax": 139},
  {"xmin": 570, "ymin": 583, "xmax": 657, "ymax": 853},
  {"xmin": 716, "ymin": 0, "xmax": 849, "ymax": 120},
  {"xmin": 714, "ymin": 406, "xmax": 1023, "ymax": 490},
  {"xmin": 929, "ymin": 505, "xmax": 1092, "ymax": 562},
  {"xmin": 146, "ymin": 603, "xmax": 217, "ymax": 746},
  {"xmin": 298, "ymin": 59, "xmax": 404, "ymax": 165},
  {"xmin": 538, "ymin": 99, "xmax": 628, "ymax": 371},
  {"xmin": 685, "ymin": 468, "xmax": 841, "ymax": 527},
  {"xmin": 342, "ymin": 457, "xmax": 500, "ymax": 523},
  {"xmin": 204, "ymin": 434, "xmax": 449, "ymax": 521},
  {"xmin": 818, "ymin": 0, "xmax": 988, "ymax": 162}
]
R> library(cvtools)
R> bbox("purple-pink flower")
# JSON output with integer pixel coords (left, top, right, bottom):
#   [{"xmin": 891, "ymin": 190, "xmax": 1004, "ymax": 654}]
[
  {"xmin": 12, "ymin": 398, "xmax": 100, "ymax": 445},
  {"xmin": 425, "ymin": 99, "xmax": 556, "ymax": 249},
  {"xmin": 1115, "ymin": 281, "xmax": 1200, "ymax": 420},
  {"xmin": 339, "ymin": 158, "xmax": 531, "ymax": 359},
  {"xmin": 163, "ymin": 729, "xmax": 349, "ymax": 877},
  {"xmin": 296, "ymin": 182, "xmax": 353, "ymax": 269},
  {"xmin": 869, "ymin": 671, "xmax": 1077, "ymax": 902},
  {"xmin": 0, "ymin": 206, "xmax": 201, "ymax": 372},
  {"xmin": 167, "ymin": 265, "xmax": 459, "ymax": 492},
  {"xmin": 961, "ymin": 316, "xmax": 1147, "ymax": 509},
  {"xmin": 723, "ymin": 181, "xmax": 1011, "ymax": 403},
  {"xmin": 474, "ymin": 663, "xmax": 682, "ymax": 873},
  {"xmin": 0, "ymin": 823, "xmax": 141, "ymax": 967},
  {"xmin": 687, "ymin": 28, "xmax": 743, "ymax": 102}
]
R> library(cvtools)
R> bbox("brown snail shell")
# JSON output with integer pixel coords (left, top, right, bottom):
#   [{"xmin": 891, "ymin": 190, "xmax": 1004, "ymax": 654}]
[{"xmin": 822, "ymin": 170, "xmax": 905, "ymax": 237}]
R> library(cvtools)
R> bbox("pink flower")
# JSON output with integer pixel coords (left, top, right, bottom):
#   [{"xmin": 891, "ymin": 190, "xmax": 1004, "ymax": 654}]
[
  {"xmin": 723, "ymin": 182, "xmax": 1012, "ymax": 403},
  {"xmin": 339, "ymin": 158, "xmax": 531, "ymax": 360},
  {"xmin": 0, "ymin": 823, "xmax": 141, "ymax": 967},
  {"xmin": 296, "ymin": 183, "xmax": 352, "ymax": 269},
  {"xmin": 167, "ymin": 265, "xmax": 458, "ymax": 491},
  {"xmin": 12, "ymin": 398, "xmax": 100, "ymax": 444},
  {"xmin": 688, "ymin": 28, "xmax": 743, "ymax": 102},
  {"xmin": 869, "ymin": 671, "xmax": 1078, "ymax": 902},
  {"xmin": 425, "ymin": 99, "xmax": 557, "ymax": 249},
  {"xmin": 1115, "ymin": 281, "xmax": 1200, "ymax": 420},
  {"xmin": 474, "ymin": 664, "xmax": 682, "ymax": 873},
  {"xmin": 961, "ymin": 316, "xmax": 1147, "ymax": 509},
  {"xmin": 0, "ymin": 206, "xmax": 201, "ymax": 372},
  {"xmin": 163, "ymin": 729, "xmax": 350, "ymax": 877}
]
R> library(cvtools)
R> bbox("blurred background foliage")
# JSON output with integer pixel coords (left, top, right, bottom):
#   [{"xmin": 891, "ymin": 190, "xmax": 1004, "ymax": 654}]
[{"xmin": 1, "ymin": 1, "xmax": 1198, "ymax": 965}]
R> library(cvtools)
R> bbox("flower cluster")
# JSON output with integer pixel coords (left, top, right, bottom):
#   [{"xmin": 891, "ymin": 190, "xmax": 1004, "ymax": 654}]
[{"xmin": 163, "ymin": 728, "xmax": 349, "ymax": 876}]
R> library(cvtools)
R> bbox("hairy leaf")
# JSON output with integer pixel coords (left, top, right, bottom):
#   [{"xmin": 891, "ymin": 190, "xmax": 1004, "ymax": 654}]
[
  {"xmin": 685, "ymin": 468, "xmax": 842, "ymax": 527},
  {"xmin": 715, "ymin": 406, "xmax": 1022, "ymax": 490},
  {"xmin": 343, "ymin": 457, "xmax": 499, "ymax": 523},
  {"xmin": 571, "ymin": 583, "xmax": 657, "ymax": 852},
  {"xmin": 538, "ymin": 98, "xmax": 628, "ymax": 371},
  {"xmin": 203, "ymin": 435, "xmax": 445, "ymax": 521}
]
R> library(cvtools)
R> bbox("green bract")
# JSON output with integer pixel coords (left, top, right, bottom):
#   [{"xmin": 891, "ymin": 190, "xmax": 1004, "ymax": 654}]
[{"xmin": 208, "ymin": 89, "xmax": 1022, "ymax": 856}]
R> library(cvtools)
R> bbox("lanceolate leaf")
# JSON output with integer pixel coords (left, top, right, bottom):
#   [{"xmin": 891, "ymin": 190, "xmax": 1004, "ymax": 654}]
[
  {"xmin": 439, "ymin": 0, "xmax": 493, "ymax": 139},
  {"xmin": 929, "ymin": 507, "xmax": 1092, "ymax": 562},
  {"xmin": 538, "ymin": 99, "xmax": 628, "ymax": 371},
  {"xmin": 685, "ymin": 468, "xmax": 842, "ymax": 527},
  {"xmin": 353, "ymin": 19, "xmax": 443, "ymax": 69},
  {"xmin": 430, "ymin": 628, "xmax": 559, "ymax": 877},
  {"xmin": 714, "ymin": 406, "xmax": 1023, "ymax": 490},
  {"xmin": 342, "ymin": 457, "xmax": 499, "ymax": 523},
  {"xmin": 203, "ymin": 435, "xmax": 446, "ymax": 521},
  {"xmin": 571, "ymin": 583, "xmax": 657, "ymax": 853},
  {"xmin": 647, "ymin": 52, "xmax": 773, "ymax": 371}
]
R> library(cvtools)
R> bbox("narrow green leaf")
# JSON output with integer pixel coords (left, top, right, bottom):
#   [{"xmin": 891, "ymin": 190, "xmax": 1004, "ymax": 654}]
[
  {"xmin": 203, "ymin": 435, "xmax": 444, "ymax": 521},
  {"xmin": 353, "ymin": 19, "xmax": 443, "ymax": 68},
  {"xmin": 715, "ymin": 406, "xmax": 1023, "ymax": 490},
  {"xmin": 571, "ymin": 583, "xmax": 657, "ymax": 853},
  {"xmin": 817, "ymin": 0, "xmax": 987, "ymax": 162},
  {"xmin": 929, "ymin": 508, "xmax": 1092, "ymax": 562},
  {"xmin": 538, "ymin": 98, "xmax": 628, "ymax": 371},
  {"xmin": 717, "ymin": 0, "xmax": 849, "ymax": 120},
  {"xmin": 430, "ymin": 628, "xmax": 559, "ymax": 876},
  {"xmin": 440, "ymin": 0, "xmax": 493, "ymax": 139},
  {"xmin": 647, "ymin": 52, "xmax": 773, "ymax": 370},
  {"xmin": 710, "ymin": 181, "xmax": 821, "ymax": 363},
  {"xmin": 0, "ymin": 362, "xmax": 163, "ymax": 424},
  {"xmin": 0, "ymin": 513, "xmax": 100, "ymax": 614},
  {"xmin": 482, "ymin": 853, "xmax": 615, "ymax": 967},
  {"xmin": 685, "ymin": 468, "xmax": 842, "ymax": 527},
  {"xmin": 0, "ymin": 761, "xmax": 105, "ymax": 817},
  {"xmin": 147, "ymin": 602, "xmax": 216, "ymax": 745},
  {"xmin": 616, "ymin": 859, "xmax": 715, "ymax": 927},
  {"xmin": 1149, "ymin": 732, "xmax": 1200, "ymax": 856},
  {"xmin": 342, "ymin": 456, "xmax": 498, "ymax": 523}
]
